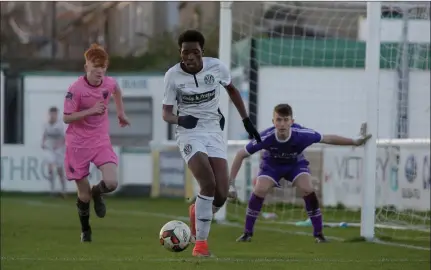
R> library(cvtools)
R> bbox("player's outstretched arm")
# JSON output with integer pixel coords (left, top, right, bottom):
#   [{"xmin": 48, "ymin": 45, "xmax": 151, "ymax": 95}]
[
  {"xmin": 113, "ymin": 82, "xmax": 125, "ymax": 115},
  {"xmin": 320, "ymin": 134, "xmax": 372, "ymax": 146},
  {"xmin": 228, "ymin": 148, "xmax": 251, "ymax": 199},
  {"xmin": 230, "ymin": 149, "xmax": 250, "ymax": 184},
  {"xmin": 229, "ymin": 138, "xmax": 264, "ymax": 199},
  {"xmin": 113, "ymin": 83, "xmax": 130, "ymax": 127},
  {"xmin": 219, "ymin": 61, "xmax": 261, "ymax": 142},
  {"xmin": 225, "ymin": 85, "xmax": 261, "ymax": 142},
  {"xmin": 320, "ymin": 123, "xmax": 372, "ymax": 146}
]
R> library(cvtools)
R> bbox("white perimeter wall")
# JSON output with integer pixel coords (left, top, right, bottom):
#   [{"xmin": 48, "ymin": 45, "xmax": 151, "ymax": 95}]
[{"xmin": 258, "ymin": 68, "xmax": 430, "ymax": 138}]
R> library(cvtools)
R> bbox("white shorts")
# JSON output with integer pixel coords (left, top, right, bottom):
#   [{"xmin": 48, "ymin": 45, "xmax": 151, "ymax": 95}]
[
  {"xmin": 176, "ymin": 132, "xmax": 227, "ymax": 163},
  {"xmin": 45, "ymin": 149, "xmax": 64, "ymax": 167}
]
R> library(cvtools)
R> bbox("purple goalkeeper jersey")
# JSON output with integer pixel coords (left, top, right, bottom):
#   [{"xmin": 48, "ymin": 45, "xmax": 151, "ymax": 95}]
[{"xmin": 244, "ymin": 123, "xmax": 322, "ymax": 167}]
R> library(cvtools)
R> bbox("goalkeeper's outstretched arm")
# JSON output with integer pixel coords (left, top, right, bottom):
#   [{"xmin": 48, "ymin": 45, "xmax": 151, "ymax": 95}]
[
  {"xmin": 318, "ymin": 123, "xmax": 372, "ymax": 146},
  {"xmin": 320, "ymin": 133, "xmax": 372, "ymax": 146}
]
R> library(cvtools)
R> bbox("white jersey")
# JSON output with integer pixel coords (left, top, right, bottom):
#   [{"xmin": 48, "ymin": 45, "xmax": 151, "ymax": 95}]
[
  {"xmin": 43, "ymin": 121, "xmax": 65, "ymax": 151},
  {"xmin": 162, "ymin": 57, "xmax": 231, "ymax": 133}
]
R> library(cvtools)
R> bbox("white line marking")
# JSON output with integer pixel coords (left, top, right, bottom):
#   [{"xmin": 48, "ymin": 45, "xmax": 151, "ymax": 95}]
[
  {"xmin": 0, "ymin": 256, "xmax": 428, "ymax": 263},
  {"xmin": 6, "ymin": 199, "xmax": 431, "ymax": 251},
  {"xmin": 21, "ymin": 200, "xmax": 345, "ymax": 240}
]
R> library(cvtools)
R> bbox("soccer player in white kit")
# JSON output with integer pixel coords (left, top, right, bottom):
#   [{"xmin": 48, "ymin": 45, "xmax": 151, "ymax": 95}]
[
  {"xmin": 162, "ymin": 30, "xmax": 261, "ymax": 257},
  {"xmin": 41, "ymin": 106, "xmax": 66, "ymax": 197}
]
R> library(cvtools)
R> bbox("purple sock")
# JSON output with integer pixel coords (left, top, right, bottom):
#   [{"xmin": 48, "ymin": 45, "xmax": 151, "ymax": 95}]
[
  {"xmin": 245, "ymin": 193, "xmax": 264, "ymax": 234},
  {"xmin": 304, "ymin": 192, "xmax": 323, "ymax": 236}
]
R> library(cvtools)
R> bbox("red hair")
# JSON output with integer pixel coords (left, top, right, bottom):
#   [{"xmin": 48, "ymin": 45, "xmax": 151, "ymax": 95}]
[{"xmin": 84, "ymin": 44, "xmax": 109, "ymax": 66}]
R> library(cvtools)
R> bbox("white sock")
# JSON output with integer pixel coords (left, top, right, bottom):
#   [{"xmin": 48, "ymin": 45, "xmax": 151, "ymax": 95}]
[
  {"xmin": 195, "ymin": 194, "xmax": 214, "ymax": 241},
  {"xmin": 212, "ymin": 205, "xmax": 221, "ymax": 214},
  {"xmin": 48, "ymin": 172, "xmax": 55, "ymax": 192}
]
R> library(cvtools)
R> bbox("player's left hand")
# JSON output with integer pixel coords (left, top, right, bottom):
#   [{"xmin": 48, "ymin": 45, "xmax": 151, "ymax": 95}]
[
  {"xmin": 354, "ymin": 122, "xmax": 372, "ymax": 146},
  {"xmin": 118, "ymin": 113, "xmax": 131, "ymax": 127},
  {"xmin": 243, "ymin": 117, "xmax": 261, "ymax": 143},
  {"xmin": 354, "ymin": 134, "xmax": 372, "ymax": 146}
]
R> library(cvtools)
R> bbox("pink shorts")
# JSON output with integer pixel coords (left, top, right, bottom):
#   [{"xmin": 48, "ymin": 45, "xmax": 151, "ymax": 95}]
[{"xmin": 64, "ymin": 145, "xmax": 118, "ymax": 181}]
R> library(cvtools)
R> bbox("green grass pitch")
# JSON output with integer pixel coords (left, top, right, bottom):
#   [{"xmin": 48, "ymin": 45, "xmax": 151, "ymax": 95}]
[{"xmin": 1, "ymin": 194, "xmax": 429, "ymax": 270}]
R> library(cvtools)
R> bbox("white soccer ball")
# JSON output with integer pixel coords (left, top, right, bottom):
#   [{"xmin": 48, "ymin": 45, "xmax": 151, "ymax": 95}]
[{"xmin": 159, "ymin": 220, "xmax": 191, "ymax": 252}]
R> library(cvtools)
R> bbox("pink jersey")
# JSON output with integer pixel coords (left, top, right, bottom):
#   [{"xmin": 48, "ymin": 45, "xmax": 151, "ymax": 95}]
[{"xmin": 63, "ymin": 76, "xmax": 117, "ymax": 148}]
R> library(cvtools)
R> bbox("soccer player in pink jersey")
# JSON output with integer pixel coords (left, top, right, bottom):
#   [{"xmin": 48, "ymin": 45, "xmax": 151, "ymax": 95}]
[{"xmin": 63, "ymin": 44, "xmax": 130, "ymax": 242}]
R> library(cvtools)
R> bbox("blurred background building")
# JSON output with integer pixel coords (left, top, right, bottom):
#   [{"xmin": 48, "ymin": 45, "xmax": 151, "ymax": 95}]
[
  {"xmin": 2, "ymin": 2, "xmax": 428, "ymax": 67},
  {"xmin": 1, "ymin": 1, "xmax": 429, "ymax": 145}
]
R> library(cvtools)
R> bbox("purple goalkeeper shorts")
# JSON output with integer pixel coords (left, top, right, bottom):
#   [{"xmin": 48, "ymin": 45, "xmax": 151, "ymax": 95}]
[{"xmin": 257, "ymin": 162, "xmax": 310, "ymax": 187}]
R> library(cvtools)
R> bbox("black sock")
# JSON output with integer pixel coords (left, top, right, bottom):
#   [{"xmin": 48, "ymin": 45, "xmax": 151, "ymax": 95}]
[
  {"xmin": 92, "ymin": 180, "xmax": 112, "ymax": 196},
  {"xmin": 76, "ymin": 198, "xmax": 90, "ymax": 232}
]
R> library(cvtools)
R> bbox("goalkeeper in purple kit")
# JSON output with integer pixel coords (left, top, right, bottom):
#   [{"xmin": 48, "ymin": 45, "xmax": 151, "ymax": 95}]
[{"xmin": 228, "ymin": 103, "xmax": 372, "ymax": 243}]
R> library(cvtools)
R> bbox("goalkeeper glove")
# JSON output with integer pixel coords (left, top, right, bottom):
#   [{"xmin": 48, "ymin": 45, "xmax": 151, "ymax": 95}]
[
  {"xmin": 353, "ymin": 122, "xmax": 372, "ymax": 146},
  {"xmin": 243, "ymin": 117, "xmax": 261, "ymax": 143},
  {"xmin": 178, "ymin": 115, "xmax": 199, "ymax": 129},
  {"xmin": 353, "ymin": 134, "xmax": 372, "ymax": 146}
]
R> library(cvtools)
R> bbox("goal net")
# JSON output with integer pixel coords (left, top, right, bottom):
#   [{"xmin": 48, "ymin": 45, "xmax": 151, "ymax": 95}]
[{"xmin": 222, "ymin": 1, "xmax": 430, "ymax": 247}]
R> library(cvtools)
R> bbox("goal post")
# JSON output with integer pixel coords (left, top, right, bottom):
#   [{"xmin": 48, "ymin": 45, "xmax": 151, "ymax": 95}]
[
  {"xmin": 215, "ymin": 1, "xmax": 430, "ymax": 246},
  {"xmin": 214, "ymin": 1, "xmax": 234, "ymax": 222},
  {"xmin": 360, "ymin": 1, "xmax": 381, "ymax": 241}
]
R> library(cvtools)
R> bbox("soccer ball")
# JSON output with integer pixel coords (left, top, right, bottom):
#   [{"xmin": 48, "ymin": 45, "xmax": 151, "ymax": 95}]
[{"xmin": 159, "ymin": 220, "xmax": 191, "ymax": 252}]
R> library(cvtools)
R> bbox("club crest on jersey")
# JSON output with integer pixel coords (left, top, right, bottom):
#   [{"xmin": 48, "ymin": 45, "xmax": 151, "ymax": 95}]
[
  {"xmin": 183, "ymin": 144, "xmax": 192, "ymax": 156},
  {"xmin": 204, "ymin": 74, "xmax": 215, "ymax": 85},
  {"xmin": 103, "ymin": 91, "xmax": 109, "ymax": 99}
]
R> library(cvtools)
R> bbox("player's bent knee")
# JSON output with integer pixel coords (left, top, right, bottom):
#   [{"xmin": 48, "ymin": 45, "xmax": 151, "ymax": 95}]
[
  {"xmin": 78, "ymin": 193, "xmax": 91, "ymax": 203},
  {"xmin": 253, "ymin": 185, "xmax": 269, "ymax": 197},
  {"xmin": 188, "ymin": 152, "xmax": 216, "ymax": 195},
  {"xmin": 253, "ymin": 188, "xmax": 268, "ymax": 198},
  {"xmin": 213, "ymin": 195, "xmax": 226, "ymax": 208},
  {"xmin": 301, "ymin": 188, "xmax": 315, "ymax": 196},
  {"xmin": 199, "ymin": 179, "xmax": 216, "ymax": 196},
  {"xmin": 104, "ymin": 179, "xmax": 118, "ymax": 191},
  {"xmin": 253, "ymin": 176, "xmax": 274, "ymax": 197}
]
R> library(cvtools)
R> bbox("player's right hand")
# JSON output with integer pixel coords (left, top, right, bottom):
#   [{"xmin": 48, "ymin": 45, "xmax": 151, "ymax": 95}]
[
  {"xmin": 228, "ymin": 181, "xmax": 238, "ymax": 200},
  {"xmin": 89, "ymin": 101, "xmax": 106, "ymax": 115},
  {"xmin": 243, "ymin": 117, "xmax": 262, "ymax": 143},
  {"xmin": 177, "ymin": 115, "xmax": 199, "ymax": 129}
]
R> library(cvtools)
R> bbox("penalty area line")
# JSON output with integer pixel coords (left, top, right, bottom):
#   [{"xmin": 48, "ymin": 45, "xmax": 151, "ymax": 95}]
[
  {"xmin": 0, "ymin": 256, "xmax": 429, "ymax": 263},
  {"xmin": 12, "ymin": 199, "xmax": 431, "ymax": 251}
]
